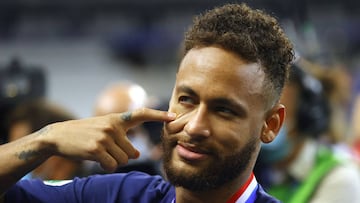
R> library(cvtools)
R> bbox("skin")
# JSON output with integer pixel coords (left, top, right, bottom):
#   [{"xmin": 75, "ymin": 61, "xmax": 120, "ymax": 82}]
[
  {"xmin": 279, "ymin": 83, "xmax": 300, "ymax": 137},
  {"xmin": 0, "ymin": 108, "xmax": 176, "ymax": 195},
  {"xmin": 162, "ymin": 46, "xmax": 285, "ymax": 203},
  {"xmin": 8, "ymin": 122, "xmax": 81, "ymax": 180},
  {"xmin": 274, "ymin": 82, "xmax": 306, "ymax": 168},
  {"xmin": 8, "ymin": 122, "xmax": 31, "ymax": 142}
]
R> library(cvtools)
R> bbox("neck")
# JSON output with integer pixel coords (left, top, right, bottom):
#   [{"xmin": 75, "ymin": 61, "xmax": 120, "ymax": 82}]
[{"xmin": 175, "ymin": 171, "xmax": 252, "ymax": 203}]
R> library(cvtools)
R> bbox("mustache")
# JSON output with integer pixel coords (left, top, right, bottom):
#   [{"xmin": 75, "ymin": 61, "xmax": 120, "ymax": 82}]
[{"xmin": 161, "ymin": 128, "xmax": 215, "ymax": 155}]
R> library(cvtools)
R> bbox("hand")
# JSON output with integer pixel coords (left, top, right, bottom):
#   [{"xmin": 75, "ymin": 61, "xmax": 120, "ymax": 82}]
[{"xmin": 41, "ymin": 108, "xmax": 176, "ymax": 172}]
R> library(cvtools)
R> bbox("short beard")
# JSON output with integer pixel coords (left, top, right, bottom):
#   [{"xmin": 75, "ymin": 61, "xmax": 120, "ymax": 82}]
[{"xmin": 161, "ymin": 130, "xmax": 257, "ymax": 192}]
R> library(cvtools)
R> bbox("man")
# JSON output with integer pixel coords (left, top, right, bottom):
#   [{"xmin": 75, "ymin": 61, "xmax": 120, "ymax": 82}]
[{"xmin": 0, "ymin": 3, "xmax": 293, "ymax": 203}]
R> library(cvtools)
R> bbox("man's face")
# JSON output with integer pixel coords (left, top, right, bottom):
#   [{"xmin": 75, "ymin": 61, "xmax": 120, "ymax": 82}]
[{"xmin": 162, "ymin": 46, "xmax": 268, "ymax": 191}]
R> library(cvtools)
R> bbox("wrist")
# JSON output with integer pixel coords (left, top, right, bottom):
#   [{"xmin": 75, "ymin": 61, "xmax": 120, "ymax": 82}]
[{"xmin": 32, "ymin": 125, "xmax": 57, "ymax": 158}]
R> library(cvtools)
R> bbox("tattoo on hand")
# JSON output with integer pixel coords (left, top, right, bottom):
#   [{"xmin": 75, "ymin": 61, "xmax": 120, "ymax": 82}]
[
  {"xmin": 121, "ymin": 111, "xmax": 132, "ymax": 121},
  {"xmin": 37, "ymin": 126, "xmax": 50, "ymax": 136},
  {"xmin": 17, "ymin": 150, "xmax": 41, "ymax": 162}
]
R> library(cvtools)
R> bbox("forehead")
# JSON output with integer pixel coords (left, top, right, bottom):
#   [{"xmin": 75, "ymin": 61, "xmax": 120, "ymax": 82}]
[{"xmin": 176, "ymin": 47, "xmax": 265, "ymax": 98}]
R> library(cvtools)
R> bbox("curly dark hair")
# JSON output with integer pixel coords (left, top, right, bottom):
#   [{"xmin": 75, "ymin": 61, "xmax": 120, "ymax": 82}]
[{"xmin": 184, "ymin": 3, "xmax": 294, "ymax": 108}]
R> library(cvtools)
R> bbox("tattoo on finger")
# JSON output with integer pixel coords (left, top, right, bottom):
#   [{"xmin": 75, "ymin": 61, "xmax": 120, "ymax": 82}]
[
  {"xmin": 37, "ymin": 126, "xmax": 50, "ymax": 136},
  {"xmin": 121, "ymin": 111, "xmax": 132, "ymax": 121}
]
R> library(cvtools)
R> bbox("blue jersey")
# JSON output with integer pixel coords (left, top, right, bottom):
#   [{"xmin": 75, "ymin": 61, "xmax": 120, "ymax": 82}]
[{"xmin": 5, "ymin": 171, "xmax": 280, "ymax": 203}]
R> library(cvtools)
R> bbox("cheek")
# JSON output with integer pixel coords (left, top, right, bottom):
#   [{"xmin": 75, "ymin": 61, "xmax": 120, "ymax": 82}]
[
  {"xmin": 165, "ymin": 109, "xmax": 194, "ymax": 134},
  {"xmin": 167, "ymin": 97, "xmax": 194, "ymax": 134},
  {"xmin": 168, "ymin": 92, "xmax": 178, "ymax": 112},
  {"xmin": 168, "ymin": 98, "xmax": 182, "ymax": 115},
  {"xmin": 222, "ymin": 135, "xmax": 242, "ymax": 151},
  {"xmin": 215, "ymin": 122, "xmax": 258, "ymax": 151}
]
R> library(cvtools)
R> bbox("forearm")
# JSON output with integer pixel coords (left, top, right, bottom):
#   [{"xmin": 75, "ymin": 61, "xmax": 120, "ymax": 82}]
[
  {"xmin": 0, "ymin": 129, "xmax": 53, "ymax": 195},
  {"xmin": 0, "ymin": 109, "xmax": 176, "ymax": 196}
]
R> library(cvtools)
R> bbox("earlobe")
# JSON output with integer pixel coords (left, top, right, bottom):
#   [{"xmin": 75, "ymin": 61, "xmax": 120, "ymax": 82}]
[{"xmin": 261, "ymin": 104, "xmax": 286, "ymax": 143}]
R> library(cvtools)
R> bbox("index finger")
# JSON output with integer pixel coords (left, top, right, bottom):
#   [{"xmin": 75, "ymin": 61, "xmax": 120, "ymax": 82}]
[{"xmin": 118, "ymin": 108, "xmax": 176, "ymax": 130}]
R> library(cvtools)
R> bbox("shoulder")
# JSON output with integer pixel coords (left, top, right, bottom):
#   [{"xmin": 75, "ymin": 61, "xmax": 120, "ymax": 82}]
[
  {"xmin": 82, "ymin": 171, "xmax": 167, "ymax": 186},
  {"xmin": 312, "ymin": 162, "xmax": 360, "ymax": 202},
  {"xmin": 6, "ymin": 172, "xmax": 175, "ymax": 203},
  {"xmin": 320, "ymin": 156, "xmax": 360, "ymax": 189},
  {"xmin": 79, "ymin": 171, "xmax": 176, "ymax": 202}
]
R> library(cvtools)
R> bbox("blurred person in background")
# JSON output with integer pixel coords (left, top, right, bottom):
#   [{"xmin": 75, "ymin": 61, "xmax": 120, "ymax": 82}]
[
  {"xmin": 0, "ymin": 58, "xmax": 46, "ymax": 144},
  {"xmin": 89, "ymin": 81, "xmax": 163, "ymax": 176},
  {"xmin": 6, "ymin": 99, "xmax": 83, "ymax": 180},
  {"xmin": 351, "ymin": 93, "xmax": 360, "ymax": 156},
  {"xmin": 298, "ymin": 59, "xmax": 353, "ymax": 144},
  {"xmin": 300, "ymin": 60, "xmax": 360, "ymax": 163},
  {"xmin": 254, "ymin": 60, "xmax": 360, "ymax": 203},
  {"xmin": 349, "ymin": 71, "xmax": 360, "ymax": 161}
]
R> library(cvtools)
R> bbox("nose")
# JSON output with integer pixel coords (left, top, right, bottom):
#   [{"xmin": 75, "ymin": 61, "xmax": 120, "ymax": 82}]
[{"xmin": 184, "ymin": 106, "xmax": 211, "ymax": 138}]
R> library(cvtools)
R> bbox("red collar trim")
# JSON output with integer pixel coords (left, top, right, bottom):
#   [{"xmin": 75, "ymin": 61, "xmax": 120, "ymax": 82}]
[{"xmin": 226, "ymin": 173, "xmax": 256, "ymax": 203}]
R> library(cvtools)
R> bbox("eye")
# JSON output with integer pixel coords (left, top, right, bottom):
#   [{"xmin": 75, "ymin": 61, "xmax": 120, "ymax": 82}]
[
  {"xmin": 178, "ymin": 95, "xmax": 195, "ymax": 105},
  {"xmin": 214, "ymin": 106, "xmax": 237, "ymax": 116}
]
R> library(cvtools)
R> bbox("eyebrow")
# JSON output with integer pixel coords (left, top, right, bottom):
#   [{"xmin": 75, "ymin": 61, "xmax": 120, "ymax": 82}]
[
  {"xmin": 177, "ymin": 85, "xmax": 198, "ymax": 97},
  {"xmin": 210, "ymin": 98, "xmax": 240, "ymax": 108},
  {"xmin": 210, "ymin": 98, "xmax": 248, "ymax": 117}
]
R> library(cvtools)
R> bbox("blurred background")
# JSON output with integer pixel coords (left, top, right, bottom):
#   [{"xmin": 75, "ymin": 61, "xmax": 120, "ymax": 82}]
[{"xmin": 0, "ymin": 0, "xmax": 359, "ymax": 136}]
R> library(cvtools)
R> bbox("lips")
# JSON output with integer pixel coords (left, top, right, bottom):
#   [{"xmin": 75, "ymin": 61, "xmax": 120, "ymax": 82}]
[{"xmin": 176, "ymin": 141, "xmax": 210, "ymax": 161}]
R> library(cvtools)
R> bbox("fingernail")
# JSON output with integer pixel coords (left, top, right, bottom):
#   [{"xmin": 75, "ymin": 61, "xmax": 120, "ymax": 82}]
[
  {"xmin": 134, "ymin": 150, "xmax": 140, "ymax": 159},
  {"xmin": 167, "ymin": 112, "xmax": 177, "ymax": 119}
]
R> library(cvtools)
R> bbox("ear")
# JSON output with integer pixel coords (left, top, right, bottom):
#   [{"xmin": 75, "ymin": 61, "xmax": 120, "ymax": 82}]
[{"xmin": 261, "ymin": 104, "xmax": 286, "ymax": 143}]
